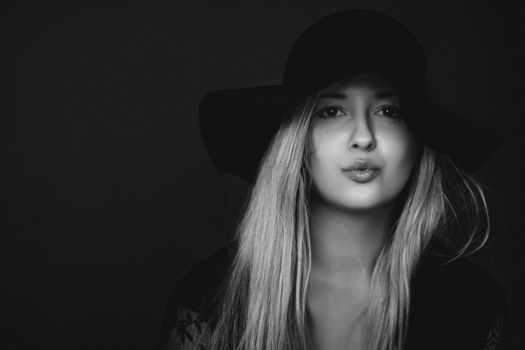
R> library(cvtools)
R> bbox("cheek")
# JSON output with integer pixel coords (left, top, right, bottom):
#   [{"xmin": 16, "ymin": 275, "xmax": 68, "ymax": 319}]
[
  {"xmin": 308, "ymin": 131, "xmax": 342, "ymax": 188},
  {"xmin": 309, "ymin": 142, "xmax": 333, "ymax": 181},
  {"xmin": 381, "ymin": 129, "xmax": 418, "ymax": 180}
]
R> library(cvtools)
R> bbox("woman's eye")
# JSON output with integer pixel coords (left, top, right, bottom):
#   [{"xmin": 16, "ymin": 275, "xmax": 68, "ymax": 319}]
[
  {"xmin": 315, "ymin": 107, "xmax": 345, "ymax": 119},
  {"xmin": 377, "ymin": 106, "xmax": 402, "ymax": 119}
]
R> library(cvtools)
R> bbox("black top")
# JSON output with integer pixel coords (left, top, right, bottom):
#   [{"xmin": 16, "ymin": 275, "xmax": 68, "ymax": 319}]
[{"xmin": 159, "ymin": 244, "xmax": 509, "ymax": 349}]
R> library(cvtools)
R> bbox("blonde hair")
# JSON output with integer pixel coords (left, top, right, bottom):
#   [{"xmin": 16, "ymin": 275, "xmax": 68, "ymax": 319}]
[{"xmin": 200, "ymin": 94, "xmax": 490, "ymax": 350}]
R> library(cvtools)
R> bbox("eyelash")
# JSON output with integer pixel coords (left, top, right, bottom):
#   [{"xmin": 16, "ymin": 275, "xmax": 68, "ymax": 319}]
[
  {"xmin": 315, "ymin": 107, "xmax": 345, "ymax": 119},
  {"xmin": 314, "ymin": 106, "xmax": 402, "ymax": 119},
  {"xmin": 377, "ymin": 106, "xmax": 402, "ymax": 119}
]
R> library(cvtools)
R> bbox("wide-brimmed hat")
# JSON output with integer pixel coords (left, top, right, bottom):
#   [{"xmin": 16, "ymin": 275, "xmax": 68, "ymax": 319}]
[{"xmin": 199, "ymin": 9, "xmax": 503, "ymax": 184}]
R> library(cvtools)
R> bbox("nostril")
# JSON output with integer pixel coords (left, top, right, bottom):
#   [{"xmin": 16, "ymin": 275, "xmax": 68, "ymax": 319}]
[{"xmin": 350, "ymin": 141, "xmax": 375, "ymax": 150}]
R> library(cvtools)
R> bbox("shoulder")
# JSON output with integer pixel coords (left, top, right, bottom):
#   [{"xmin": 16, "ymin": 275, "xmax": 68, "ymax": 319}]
[
  {"xmin": 406, "ymin": 256, "xmax": 507, "ymax": 350},
  {"xmin": 172, "ymin": 244, "xmax": 234, "ymax": 314},
  {"xmin": 413, "ymin": 256, "xmax": 505, "ymax": 310},
  {"xmin": 164, "ymin": 306, "xmax": 212, "ymax": 350},
  {"xmin": 159, "ymin": 244, "xmax": 234, "ymax": 349}
]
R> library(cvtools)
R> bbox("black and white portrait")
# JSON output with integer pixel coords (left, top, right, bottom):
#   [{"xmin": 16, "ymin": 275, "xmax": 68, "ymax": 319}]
[{"xmin": 4, "ymin": 1, "xmax": 523, "ymax": 349}]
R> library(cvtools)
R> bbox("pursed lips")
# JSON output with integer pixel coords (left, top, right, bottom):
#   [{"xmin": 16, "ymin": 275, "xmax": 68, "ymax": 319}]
[
  {"xmin": 342, "ymin": 160, "xmax": 380, "ymax": 172},
  {"xmin": 341, "ymin": 161, "xmax": 381, "ymax": 183}
]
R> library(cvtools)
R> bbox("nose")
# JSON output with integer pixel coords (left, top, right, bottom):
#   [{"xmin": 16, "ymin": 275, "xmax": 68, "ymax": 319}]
[{"xmin": 348, "ymin": 113, "xmax": 376, "ymax": 151}]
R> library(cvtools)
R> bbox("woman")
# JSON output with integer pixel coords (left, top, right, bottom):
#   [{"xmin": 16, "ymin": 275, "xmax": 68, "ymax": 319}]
[{"xmin": 161, "ymin": 9, "xmax": 508, "ymax": 350}]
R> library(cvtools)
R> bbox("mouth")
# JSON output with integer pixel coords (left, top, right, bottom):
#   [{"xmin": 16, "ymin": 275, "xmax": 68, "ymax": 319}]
[{"xmin": 342, "ymin": 160, "xmax": 380, "ymax": 183}]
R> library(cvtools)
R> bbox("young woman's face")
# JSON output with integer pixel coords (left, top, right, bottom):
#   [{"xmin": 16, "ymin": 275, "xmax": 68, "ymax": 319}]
[{"xmin": 308, "ymin": 73, "xmax": 419, "ymax": 211}]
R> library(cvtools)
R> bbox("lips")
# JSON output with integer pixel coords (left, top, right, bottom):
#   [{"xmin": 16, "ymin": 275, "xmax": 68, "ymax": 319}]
[
  {"xmin": 342, "ymin": 160, "xmax": 381, "ymax": 183},
  {"xmin": 342, "ymin": 160, "xmax": 380, "ymax": 172}
]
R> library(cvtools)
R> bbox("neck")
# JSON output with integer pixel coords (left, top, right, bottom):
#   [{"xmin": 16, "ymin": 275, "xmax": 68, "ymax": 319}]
[{"xmin": 308, "ymin": 201, "xmax": 395, "ymax": 280}]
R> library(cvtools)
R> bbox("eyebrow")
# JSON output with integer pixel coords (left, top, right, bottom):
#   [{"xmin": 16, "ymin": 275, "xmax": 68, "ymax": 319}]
[{"xmin": 318, "ymin": 91, "xmax": 397, "ymax": 99}]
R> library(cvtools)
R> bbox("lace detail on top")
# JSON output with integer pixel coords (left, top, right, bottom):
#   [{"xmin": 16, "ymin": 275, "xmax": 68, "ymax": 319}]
[
  {"xmin": 483, "ymin": 314, "xmax": 504, "ymax": 350},
  {"xmin": 166, "ymin": 307, "xmax": 505, "ymax": 350},
  {"xmin": 167, "ymin": 307, "xmax": 211, "ymax": 350}
]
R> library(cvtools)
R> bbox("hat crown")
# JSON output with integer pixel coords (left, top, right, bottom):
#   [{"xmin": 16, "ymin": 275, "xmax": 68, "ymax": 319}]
[{"xmin": 283, "ymin": 9, "xmax": 427, "ymax": 93}]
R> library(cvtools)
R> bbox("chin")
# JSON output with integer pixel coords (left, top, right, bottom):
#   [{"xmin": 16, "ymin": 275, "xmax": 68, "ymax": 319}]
[
  {"xmin": 334, "ymin": 186, "xmax": 397, "ymax": 211},
  {"xmin": 338, "ymin": 198, "xmax": 387, "ymax": 211},
  {"xmin": 312, "ymin": 179, "xmax": 401, "ymax": 211}
]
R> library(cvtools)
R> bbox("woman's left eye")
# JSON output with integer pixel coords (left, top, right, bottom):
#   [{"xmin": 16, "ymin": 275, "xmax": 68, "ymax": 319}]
[
  {"xmin": 376, "ymin": 106, "xmax": 402, "ymax": 119},
  {"xmin": 315, "ymin": 107, "xmax": 345, "ymax": 119}
]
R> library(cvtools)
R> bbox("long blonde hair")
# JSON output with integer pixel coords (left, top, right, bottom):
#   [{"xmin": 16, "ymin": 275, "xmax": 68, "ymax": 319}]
[{"xmin": 202, "ymin": 94, "xmax": 490, "ymax": 350}]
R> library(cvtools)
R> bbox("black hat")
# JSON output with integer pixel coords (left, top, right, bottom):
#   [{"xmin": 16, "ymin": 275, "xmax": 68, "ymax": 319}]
[{"xmin": 199, "ymin": 9, "xmax": 503, "ymax": 184}]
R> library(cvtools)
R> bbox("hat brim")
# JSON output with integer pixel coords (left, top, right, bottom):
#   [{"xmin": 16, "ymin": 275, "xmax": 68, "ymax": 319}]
[
  {"xmin": 199, "ymin": 85, "xmax": 504, "ymax": 183},
  {"xmin": 406, "ymin": 101, "xmax": 503, "ymax": 173}
]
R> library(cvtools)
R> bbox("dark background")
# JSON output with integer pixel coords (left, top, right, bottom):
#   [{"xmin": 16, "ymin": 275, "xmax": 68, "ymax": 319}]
[{"xmin": 3, "ymin": 0, "xmax": 524, "ymax": 349}]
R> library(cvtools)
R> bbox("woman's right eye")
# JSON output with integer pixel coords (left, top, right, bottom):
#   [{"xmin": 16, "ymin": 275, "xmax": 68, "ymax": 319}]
[{"xmin": 314, "ymin": 107, "xmax": 345, "ymax": 119}]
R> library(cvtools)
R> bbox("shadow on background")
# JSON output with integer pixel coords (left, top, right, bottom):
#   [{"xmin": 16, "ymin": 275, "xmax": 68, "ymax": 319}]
[{"xmin": 3, "ymin": 0, "xmax": 524, "ymax": 349}]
